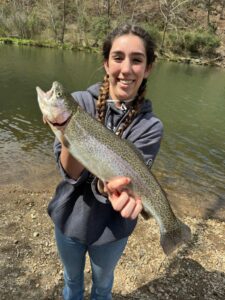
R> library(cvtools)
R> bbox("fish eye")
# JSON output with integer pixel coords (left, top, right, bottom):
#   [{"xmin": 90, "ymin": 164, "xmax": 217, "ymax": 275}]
[{"xmin": 56, "ymin": 91, "xmax": 62, "ymax": 97}]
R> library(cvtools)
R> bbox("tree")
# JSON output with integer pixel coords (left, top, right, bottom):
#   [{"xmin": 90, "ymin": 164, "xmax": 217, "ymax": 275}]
[
  {"xmin": 4, "ymin": 0, "xmax": 39, "ymax": 38},
  {"xmin": 205, "ymin": 0, "xmax": 214, "ymax": 26},
  {"xmin": 159, "ymin": 0, "xmax": 189, "ymax": 52},
  {"xmin": 130, "ymin": 0, "xmax": 138, "ymax": 23},
  {"xmin": 220, "ymin": 0, "xmax": 225, "ymax": 19},
  {"xmin": 38, "ymin": 0, "xmax": 75, "ymax": 43}
]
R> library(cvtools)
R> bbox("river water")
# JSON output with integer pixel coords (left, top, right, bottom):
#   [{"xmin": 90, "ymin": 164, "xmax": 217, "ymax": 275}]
[{"xmin": 0, "ymin": 44, "xmax": 224, "ymax": 219}]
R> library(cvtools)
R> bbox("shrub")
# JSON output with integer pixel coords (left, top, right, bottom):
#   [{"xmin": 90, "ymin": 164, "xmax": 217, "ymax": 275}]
[
  {"xmin": 184, "ymin": 31, "xmax": 220, "ymax": 55},
  {"xmin": 140, "ymin": 23, "xmax": 162, "ymax": 45},
  {"xmin": 90, "ymin": 17, "xmax": 109, "ymax": 45},
  {"xmin": 168, "ymin": 30, "xmax": 220, "ymax": 56}
]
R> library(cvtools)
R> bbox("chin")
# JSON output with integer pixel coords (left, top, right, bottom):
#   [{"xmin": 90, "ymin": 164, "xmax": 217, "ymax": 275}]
[
  {"xmin": 118, "ymin": 95, "xmax": 130, "ymax": 101},
  {"xmin": 117, "ymin": 90, "xmax": 133, "ymax": 100}
]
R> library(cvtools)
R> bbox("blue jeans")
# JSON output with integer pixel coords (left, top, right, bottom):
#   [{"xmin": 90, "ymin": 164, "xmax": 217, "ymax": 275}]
[{"xmin": 55, "ymin": 227, "xmax": 128, "ymax": 300}]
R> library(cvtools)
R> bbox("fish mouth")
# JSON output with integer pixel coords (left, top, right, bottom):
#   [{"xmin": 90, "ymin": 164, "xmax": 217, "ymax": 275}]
[{"xmin": 47, "ymin": 115, "xmax": 72, "ymax": 127}]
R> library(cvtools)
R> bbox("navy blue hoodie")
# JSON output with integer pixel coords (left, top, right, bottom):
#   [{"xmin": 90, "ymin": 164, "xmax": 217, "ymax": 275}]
[{"xmin": 48, "ymin": 83, "xmax": 163, "ymax": 245}]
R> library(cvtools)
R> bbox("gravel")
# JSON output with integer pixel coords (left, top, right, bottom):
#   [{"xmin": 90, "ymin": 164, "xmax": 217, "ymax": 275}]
[{"xmin": 0, "ymin": 183, "xmax": 225, "ymax": 300}]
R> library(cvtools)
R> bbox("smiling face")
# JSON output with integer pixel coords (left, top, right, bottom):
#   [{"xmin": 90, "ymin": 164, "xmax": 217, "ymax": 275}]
[{"xmin": 104, "ymin": 34, "xmax": 151, "ymax": 102}]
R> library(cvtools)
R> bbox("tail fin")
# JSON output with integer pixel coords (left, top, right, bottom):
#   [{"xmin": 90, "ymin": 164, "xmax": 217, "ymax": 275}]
[{"xmin": 160, "ymin": 220, "xmax": 192, "ymax": 255}]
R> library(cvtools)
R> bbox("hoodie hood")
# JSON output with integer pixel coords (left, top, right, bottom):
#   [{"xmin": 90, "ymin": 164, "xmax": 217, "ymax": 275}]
[{"xmin": 87, "ymin": 82, "xmax": 153, "ymax": 114}]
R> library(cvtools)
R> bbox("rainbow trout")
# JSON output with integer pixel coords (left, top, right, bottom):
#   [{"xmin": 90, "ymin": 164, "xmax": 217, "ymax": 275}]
[{"xmin": 36, "ymin": 81, "xmax": 191, "ymax": 255}]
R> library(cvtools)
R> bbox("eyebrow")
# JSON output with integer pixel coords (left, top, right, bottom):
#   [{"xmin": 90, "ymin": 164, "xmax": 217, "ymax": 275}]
[{"xmin": 111, "ymin": 51, "xmax": 145, "ymax": 57}]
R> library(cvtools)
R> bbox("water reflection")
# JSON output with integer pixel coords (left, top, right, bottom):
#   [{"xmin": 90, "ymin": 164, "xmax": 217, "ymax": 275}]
[{"xmin": 148, "ymin": 62, "xmax": 225, "ymax": 218}]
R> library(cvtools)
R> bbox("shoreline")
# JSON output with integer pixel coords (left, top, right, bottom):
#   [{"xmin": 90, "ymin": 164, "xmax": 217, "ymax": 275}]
[{"xmin": 1, "ymin": 37, "xmax": 225, "ymax": 68}]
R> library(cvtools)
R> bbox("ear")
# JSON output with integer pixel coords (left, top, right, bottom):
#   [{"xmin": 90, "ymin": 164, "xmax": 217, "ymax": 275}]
[
  {"xmin": 104, "ymin": 60, "xmax": 109, "ymax": 75},
  {"xmin": 144, "ymin": 64, "xmax": 152, "ymax": 79}
]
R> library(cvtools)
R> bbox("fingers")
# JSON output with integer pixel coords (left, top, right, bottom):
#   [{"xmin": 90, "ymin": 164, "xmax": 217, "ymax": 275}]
[
  {"xmin": 129, "ymin": 198, "xmax": 143, "ymax": 220},
  {"xmin": 105, "ymin": 176, "xmax": 131, "ymax": 193},
  {"xmin": 120, "ymin": 196, "xmax": 143, "ymax": 220},
  {"xmin": 103, "ymin": 176, "xmax": 143, "ymax": 219},
  {"xmin": 110, "ymin": 190, "xmax": 130, "ymax": 211},
  {"xmin": 107, "ymin": 187, "xmax": 142, "ymax": 220}
]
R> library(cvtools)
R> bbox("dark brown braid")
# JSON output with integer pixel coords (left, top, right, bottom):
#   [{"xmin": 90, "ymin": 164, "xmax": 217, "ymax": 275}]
[
  {"xmin": 96, "ymin": 74, "xmax": 109, "ymax": 123},
  {"xmin": 96, "ymin": 77, "xmax": 147, "ymax": 136},
  {"xmin": 115, "ymin": 78, "xmax": 147, "ymax": 137}
]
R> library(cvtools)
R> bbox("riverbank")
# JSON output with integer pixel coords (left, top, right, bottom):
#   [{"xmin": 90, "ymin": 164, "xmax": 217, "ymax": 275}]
[
  {"xmin": 1, "ymin": 181, "xmax": 225, "ymax": 300},
  {"xmin": 0, "ymin": 37, "xmax": 98, "ymax": 52},
  {"xmin": 1, "ymin": 36, "xmax": 225, "ymax": 68}
]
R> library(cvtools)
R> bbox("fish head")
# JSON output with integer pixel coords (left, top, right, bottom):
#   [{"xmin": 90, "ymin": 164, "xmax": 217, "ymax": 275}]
[{"xmin": 36, "ymin": 81, "xmax": 75, "ymax": 126}]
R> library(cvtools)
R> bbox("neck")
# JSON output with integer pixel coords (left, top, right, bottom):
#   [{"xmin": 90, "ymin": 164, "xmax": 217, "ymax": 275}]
[
  {"xmin": 108, "ymin": 98, "xmax": 134, "ymax": 105},
  {"xmin": 107, "ymin": 98, "xmax": 134, "ymax": 110}
]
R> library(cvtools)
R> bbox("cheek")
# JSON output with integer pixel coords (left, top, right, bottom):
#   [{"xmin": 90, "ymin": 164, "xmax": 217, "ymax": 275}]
[
  {"xmin": 135, "ymin": 65, "xmax": 147, "ymax": 76},
  {"xmin": 108, "ymin": 63, "xmax": 120, "ymax": 75},
  {"xmin": 108, "ymin": 68, "xmax": 120, "ymax": 85},
  {"xmin": 137, "ymin": 68, "xmax": 149, "ymax": 82}
]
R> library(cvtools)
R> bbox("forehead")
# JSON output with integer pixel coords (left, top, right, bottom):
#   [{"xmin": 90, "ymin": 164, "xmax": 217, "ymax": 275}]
[{"xmin": 110, "ymin": 34, "xmax": 146, "ymax": 55}]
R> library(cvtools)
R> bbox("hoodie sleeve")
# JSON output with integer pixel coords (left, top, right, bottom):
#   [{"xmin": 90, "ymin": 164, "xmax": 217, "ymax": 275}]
[
  {"xmin": 53, "ymin": 138, "xmax": 90, "ymax": 185},
  {"xmin": 71, "ymin": 84, "xmax": 100, "ymax": 117},
  {"xmin": 54, "ymin": 138, "xmax": 109, "ymax": 203},
  {"xmin": 125, "ymin": 113, "xmax": 164, "ymax": 168}
]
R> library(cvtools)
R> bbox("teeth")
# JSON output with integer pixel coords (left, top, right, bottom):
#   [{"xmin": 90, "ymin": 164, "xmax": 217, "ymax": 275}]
[{"xmin": 120, "ymin": 80, "xmax": 133, "ymax": 84}]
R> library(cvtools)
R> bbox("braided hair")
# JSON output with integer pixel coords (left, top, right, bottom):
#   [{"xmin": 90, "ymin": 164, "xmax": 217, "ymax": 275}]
[
  {"xmin": 96, "ymin": 74, "xmax": 109, "ymax": 123},
  {"xmin": 96, "ymin": 24, "xmax": 156, "ymax": 136}
]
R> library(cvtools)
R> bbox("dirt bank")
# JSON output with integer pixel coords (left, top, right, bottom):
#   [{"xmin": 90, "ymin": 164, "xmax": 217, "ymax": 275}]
[{"xmin": 0, "ymin": 182, "xmax": 225, "ymax": 300}]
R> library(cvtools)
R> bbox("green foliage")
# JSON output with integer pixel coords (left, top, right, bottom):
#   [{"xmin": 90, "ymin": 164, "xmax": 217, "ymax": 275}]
[
  {"xmin": 168, "ymin": 30, "xmax": 220, "ymax": 56},
  {"xmin": 76, "ymin": 12, "xmax": 89, "ymax": 32},
  {"xmin": 0, "ymin": 26, "xmax": 8, "ymax": 37},
  {"xmin": 0, "ymin": 7, "xmax": 10, "ymax": 37},
  {"xmin": 0, "ymin": 0, "xmax": 222, "ymax": 59},
  {"xmin": 184, "ymin": 31, "xmax": 220, "ymax": 55},
  {"xmin": 26, "ymin": 12, "xmax": 44, "ymax": 38},
  {"xmin": 0, "ymin": 37, "xmax": 74, "ymax": 49},
  {"xmin": 140, "ymin": 23, "xmax": 162, "ymax": 45},
  {"xmin": 91, "ymin": 17, "xmax": 109, "ymax": 44}
]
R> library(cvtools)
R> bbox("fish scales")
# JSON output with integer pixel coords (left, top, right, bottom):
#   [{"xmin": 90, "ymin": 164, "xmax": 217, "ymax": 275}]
[
  {"xmin": 36, "ymin": 81, "xmax": 192, "ymax": 255},
  {"xmin": 65, "ymin": 106, "xmax": 178, "ymax": 230}
]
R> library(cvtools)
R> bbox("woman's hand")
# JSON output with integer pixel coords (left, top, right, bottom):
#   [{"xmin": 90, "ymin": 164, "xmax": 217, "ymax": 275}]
[{"xmin": 103, "ymin": 177, "xmax": 143, "ymax": 219}]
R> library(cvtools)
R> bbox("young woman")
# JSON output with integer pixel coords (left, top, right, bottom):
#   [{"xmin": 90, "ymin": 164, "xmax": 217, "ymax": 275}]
[{"xmin": 48, "ymin": 24, "xmax": 163, "ymax": 300}]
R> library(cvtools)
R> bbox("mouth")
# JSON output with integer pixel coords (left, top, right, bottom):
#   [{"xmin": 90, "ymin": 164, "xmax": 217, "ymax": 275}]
[
  {"xmin": 118, "ymin": 79, "xmax": 135, "ymax": 86},
  {"xmin": 46, "ymin": 88, "xmax": 54, "ymax": 99}
]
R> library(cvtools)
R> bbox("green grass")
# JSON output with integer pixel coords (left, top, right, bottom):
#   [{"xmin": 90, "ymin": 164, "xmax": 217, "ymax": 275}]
[{"xmin": 0, "ymin": 37, "xmax": 75, "ymax": 49}]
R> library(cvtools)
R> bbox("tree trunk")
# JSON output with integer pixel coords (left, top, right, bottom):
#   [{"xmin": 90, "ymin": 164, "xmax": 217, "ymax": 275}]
[
  {"xmin": 220, "ymin": 0, "xmax": 225, "ymax": 19},
  {"xmin": 160, "ymin": 19, "xmax": 168, "ymax": 52},
  {"xmin": 60, "ymin": 0, "xmax": 66, "ymax": 44},
  {"xmin": 107, "ymin": 0, "xmax": 110, "ymax": 29}
]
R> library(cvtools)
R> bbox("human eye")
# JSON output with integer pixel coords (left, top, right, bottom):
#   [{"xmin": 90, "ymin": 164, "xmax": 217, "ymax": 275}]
[
  {"xmin": 132, "ymin": 57, "xmax": 143, "ymax": 64},
  {"xmin": 113, "ymin": 55, "xmax": 122, "ymax": 62},
  {"xmin": 111, "ymin": 51, "xmax": 124, "ymax": 62}
]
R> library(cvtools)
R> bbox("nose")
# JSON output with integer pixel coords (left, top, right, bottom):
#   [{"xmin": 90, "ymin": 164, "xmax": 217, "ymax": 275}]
[{"xmin": 121, "ymin": 58, "xmax": 132, "ymax": 74}]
